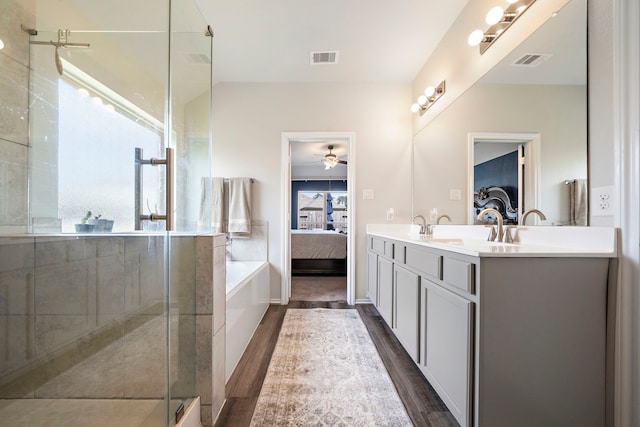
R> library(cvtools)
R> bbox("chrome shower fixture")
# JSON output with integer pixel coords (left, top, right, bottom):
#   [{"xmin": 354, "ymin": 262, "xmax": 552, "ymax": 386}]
[{"xmin": 29, "ymin": 29, "xmax": 90, "ymax": 75}]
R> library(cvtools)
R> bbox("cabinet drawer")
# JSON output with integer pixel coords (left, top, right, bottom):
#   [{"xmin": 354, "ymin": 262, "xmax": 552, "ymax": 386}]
[
  {"xmin": 443, "ymin": 258, "xmax": 475, "ymax": 294},
  {"xmin": 371, "ymin": 237, "xmax": 385, "ymax": 254},
  {"xmin": 405, "ymin": 246, "xmax": 441, "ymax": 279},
  {"xmin": 393, "ymin": 243, "xmax": 405, "ymax": 264},
  {"xmin": 371, "ymin": 237, "xmax": 394, "ymax": 258}
]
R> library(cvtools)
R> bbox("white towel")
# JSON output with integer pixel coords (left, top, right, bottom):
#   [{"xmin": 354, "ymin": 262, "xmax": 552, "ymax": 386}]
[
  {"xmin": 211, "ymin": 177, "xmax": 225, "ymax": 233},
  {"xmin": 569, "ymin": 179, "xmax": 587, "ymax": 226},
  {"xmin": 228, "ymin": 177, "xmax": 252, "ymax": 235},
  {"xmin": 198, "ymin": 177, "xmax": 225, "ymax": 233}
]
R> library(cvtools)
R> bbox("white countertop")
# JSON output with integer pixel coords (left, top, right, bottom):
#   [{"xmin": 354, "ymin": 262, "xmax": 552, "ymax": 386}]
[{"xmin": 367, "ymin": 224, "xmax": 618, "ymax": 258}]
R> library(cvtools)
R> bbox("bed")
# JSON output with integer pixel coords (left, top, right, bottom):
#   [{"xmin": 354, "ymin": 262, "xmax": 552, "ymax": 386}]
[{"xmin": 291, "ymin": 229, "xmax": 347, "ymax": 275}]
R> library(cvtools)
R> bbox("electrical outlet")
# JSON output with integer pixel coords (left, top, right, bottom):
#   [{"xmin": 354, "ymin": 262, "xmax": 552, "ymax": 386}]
[
  {"xmin": 450, "ymin": 189, "xmax": 461, "ymax": 200},
  {"xmin": 429, "ymin": 208, "xmax": 438, "ymax": 221},
  {"xmin": 591, "ymin": 185, "xmax": 615, "ymax": 216},
  {"xmin": 386, "ymin": 208, "xmax": 394, "ymax": 220}
]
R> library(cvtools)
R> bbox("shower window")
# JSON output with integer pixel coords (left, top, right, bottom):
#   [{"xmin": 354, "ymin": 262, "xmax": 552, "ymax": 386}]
[{"xmin": 57, "ymin": 68, "xmax": 164, "ymax": 232}]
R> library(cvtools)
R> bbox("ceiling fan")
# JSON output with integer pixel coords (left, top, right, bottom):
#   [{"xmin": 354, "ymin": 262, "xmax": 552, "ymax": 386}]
[{"xmin": 321, "ymin": 145, "xmax": 348, "ymax": 170}]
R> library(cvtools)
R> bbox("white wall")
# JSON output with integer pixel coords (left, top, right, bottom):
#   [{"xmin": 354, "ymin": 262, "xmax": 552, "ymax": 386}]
[{"xmin": 211, "ymin": 82, "xmax": 412, "ymax": 301}]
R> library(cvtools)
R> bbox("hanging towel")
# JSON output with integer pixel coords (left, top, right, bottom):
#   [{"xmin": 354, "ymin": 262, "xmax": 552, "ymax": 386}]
[
  {"xmin": 198, "ymin": 177, "xmax": 225, "ymax": 233},
  {"xmin": 211, "ymin": 177, "xmax": 225, "ymax": 233},
  {"xmin": 228, "ymin": 177, "xmax": 252, "ymax": 235},
  {"xmin": 569, "ymin": 179, "xmax": 587, "ymax": 226}
]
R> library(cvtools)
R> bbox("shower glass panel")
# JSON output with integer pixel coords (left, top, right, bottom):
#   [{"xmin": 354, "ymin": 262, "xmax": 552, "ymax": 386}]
[{"xmin": 0, "ymin": 0, "xmax": 212, "ymax": 426}]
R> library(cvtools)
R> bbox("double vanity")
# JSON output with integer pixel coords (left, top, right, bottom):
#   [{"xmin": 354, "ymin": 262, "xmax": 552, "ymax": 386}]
[{"xmin": 366, "ymin": 224, "xmax": 617, "ymax": 427}]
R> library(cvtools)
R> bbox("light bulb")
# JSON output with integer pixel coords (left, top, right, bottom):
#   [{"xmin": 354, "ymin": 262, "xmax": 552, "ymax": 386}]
[
  {"xmin": 468, "ymin": 30, "xmax": 484, "ymax": 46},
  {"xmin": 506, "ymin": 0, "xmax": 518, "ymax": 3},
  {"xmin": 424, "ymin": 86, "xmax": 435, "ymax": 97},
  {"xmin": 410, "ymin": 103, "xmax": 420, "ymax": 113},
  {"xmin": 105, "ymin": 104, "xmax": 115, "ymax": 112},
  {"xmin": 92, "ymin": 96, "xmax": 103, "ymax": 105},
  {"xmin": 417, "ymin": 95, "xmax": 427, "ymax": 106},
  {"xmin": 78, "ymin": 88, "xmax": 90, "ymax": 97},
  {"xmin": 0, "ymin": 39, "xmax": 5, "ymax": 50},
  {"xmin": 516, "ymin": 5, "xmax": 526, "ymax": 14},
  {"xmin": 486, "ymin": 6, "xmax": 505, "ymax": 25}
]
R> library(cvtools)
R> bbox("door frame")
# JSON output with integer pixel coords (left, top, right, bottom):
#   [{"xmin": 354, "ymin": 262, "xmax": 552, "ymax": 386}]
[
  {"xmin": 280, "ymin": 131, "xmax": 356, "ymax": 305},
  {"xmin": 467, "ymin": 132, "xmax": 541, "ymax": 224}
]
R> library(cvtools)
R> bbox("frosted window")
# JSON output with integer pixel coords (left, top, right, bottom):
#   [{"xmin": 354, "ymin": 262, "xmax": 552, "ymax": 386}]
[{"xmin": 58, "ymin": 80, "xmax": 163, "ymax": 232}]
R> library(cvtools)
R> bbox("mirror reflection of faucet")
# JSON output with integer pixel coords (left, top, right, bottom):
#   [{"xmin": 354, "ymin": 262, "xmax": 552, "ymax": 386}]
[
  {"xmin": 436, "ymin": 214, "xmax": 451, "ymax": 224},
  {"xmin": 521, "ymin": 209, "xmax": 547, "ymax": 225}
]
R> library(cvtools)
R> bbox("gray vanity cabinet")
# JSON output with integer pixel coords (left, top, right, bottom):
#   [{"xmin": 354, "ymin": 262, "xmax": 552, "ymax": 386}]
[
  {"xmin": 421, "ymin": 278, "xmax": 473, "ymax": 427},
  {"xmin": 377, "ymin": 256, "xmax": 394, "ymax": 326},
  {"xmin": 393, "ymin": 264, "xmax": 420, "ymax": 361},
  {"xmin": 367, "ymin": 251, "xmax": 379, "ymax": 306},
  {"xmin": 367, "ymin": 231, "xmax": 613, "ymax": 427}
]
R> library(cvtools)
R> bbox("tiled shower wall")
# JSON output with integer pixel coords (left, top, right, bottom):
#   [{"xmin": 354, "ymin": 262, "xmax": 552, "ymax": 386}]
[
  {"xmin": 0, "ymin": 233, "xmax": 225, "ymax": 423},
  {"xmin": 0, "ymin": 0, "xmax": 34, "ymax": 232}
]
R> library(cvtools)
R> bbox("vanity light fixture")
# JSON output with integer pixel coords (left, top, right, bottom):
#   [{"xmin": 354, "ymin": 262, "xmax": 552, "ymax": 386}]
[
  {"xmin": 0, "ymin": 39, "xmax": 4, "ymax": 50},
  {"xmin": 410, "ymin": 80, "xmax": 446, "ymax": 115},
  {"xmin": 468, "ymin": 0, "xmax": 536, "ymax": 54}
]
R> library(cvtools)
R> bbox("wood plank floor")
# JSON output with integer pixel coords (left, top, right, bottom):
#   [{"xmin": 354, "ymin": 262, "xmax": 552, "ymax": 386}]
[{"xmin": 215, "ymin": 303, "xmax": 457, "ymax": 427}]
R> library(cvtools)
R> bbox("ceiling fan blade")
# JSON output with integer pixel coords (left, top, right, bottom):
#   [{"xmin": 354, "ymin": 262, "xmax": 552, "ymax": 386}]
[{"xmin": 337, "ymin": 160, "xmax": 348, "ymax": 165}]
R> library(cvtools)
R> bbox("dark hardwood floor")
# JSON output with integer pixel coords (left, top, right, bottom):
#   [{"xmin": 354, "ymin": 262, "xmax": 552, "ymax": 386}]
[{"xmin": 214, "ymin": 303, "xmax": 457, "ymax": 427}]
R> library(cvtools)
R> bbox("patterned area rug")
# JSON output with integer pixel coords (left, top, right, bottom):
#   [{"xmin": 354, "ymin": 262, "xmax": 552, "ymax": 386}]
[{"xmin": 250, "ymin": 309, "xmax": 413, "ymax": 426}]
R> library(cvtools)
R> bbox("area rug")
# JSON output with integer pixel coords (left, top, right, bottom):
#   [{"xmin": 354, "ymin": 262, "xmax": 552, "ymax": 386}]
[
  {"xmin": 290, "ymin": 276, "xmax": 347, "ymax": 302},
  {"xmin": 250, "ymin": 309, "xmax": 412, "ymax": 426}
]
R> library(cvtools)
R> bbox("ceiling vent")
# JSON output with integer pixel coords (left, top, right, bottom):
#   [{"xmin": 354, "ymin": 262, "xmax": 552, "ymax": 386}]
[
  {"xmin": 184, "ymin": 52, "xmax": 211, "ymax": 65},
  {"xmin": 310, "ymin": 50, "xmax": 339, "ymax": 65},
  {"xmin": 511, "ymin": 53, "xmax": 552, "ymax": 67}
]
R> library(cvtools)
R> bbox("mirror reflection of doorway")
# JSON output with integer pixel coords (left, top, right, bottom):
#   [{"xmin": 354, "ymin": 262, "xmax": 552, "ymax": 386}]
[
  {"xmin": 473, "ymin": 142, "xmax": 524, "ymax": 224},
  {"xmin": 468, "ymin": 132, "xmax": 541, "ymax": 225}
]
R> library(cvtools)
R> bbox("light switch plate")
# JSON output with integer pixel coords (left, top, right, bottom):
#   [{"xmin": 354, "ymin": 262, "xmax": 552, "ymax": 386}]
[
  {"xmin": 363, "ymin": 189, "xmax": 374, "ymax": 200},
  {"xmin": 450, "ymin": 189, "xmax": 461, "ymax": 200}
]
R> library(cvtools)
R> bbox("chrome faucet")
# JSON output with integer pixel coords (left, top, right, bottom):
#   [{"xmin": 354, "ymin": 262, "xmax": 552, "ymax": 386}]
[
  {"xmin": 477, "ymin": 208, "xmax": 504, "ymax": 242},
  {"xmin": 436, "ymin": 214, "xmax": 451, "ymax": 224},
  {"xmin": 521, "ymin": 209, "xmax": 547, "ymax": 225},
  {"xmin": 411, "ymin": 214, "xmax": 428, "ymax": 235}
]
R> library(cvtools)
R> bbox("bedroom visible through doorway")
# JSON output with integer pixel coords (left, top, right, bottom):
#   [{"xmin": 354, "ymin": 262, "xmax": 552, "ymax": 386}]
[{"xmin": 281, "ymin": 132, "xmax": 355, "ymax": 305}]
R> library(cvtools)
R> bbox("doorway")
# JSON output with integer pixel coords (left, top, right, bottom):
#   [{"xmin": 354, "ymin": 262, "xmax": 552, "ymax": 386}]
[
  {"xmin": 468, "ymin": 132, "xmax": 540, "ymax": 225},
  {"xmin": 281, "ymin": 132, "xmax": 356, "ymax": 305}
]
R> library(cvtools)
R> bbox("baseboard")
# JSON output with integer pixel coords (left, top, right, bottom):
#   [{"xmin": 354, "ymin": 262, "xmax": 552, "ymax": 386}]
[{"xmin": 355, "ymin": 298, "xmax": 372, "ymax": 304}]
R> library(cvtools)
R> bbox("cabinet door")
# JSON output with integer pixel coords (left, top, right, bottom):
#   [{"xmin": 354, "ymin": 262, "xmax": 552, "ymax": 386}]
[
  {"xmin": 367, "ymin": 251, "xmax": 379, "ymax": 306},
  {"xmin": 377, "ymin": 256, "xmax": 394, "ymax": 326},
  {"xmin": 393, "ymin": 264, "xmax": 420, "ymax": 362},
  {"xmin": 422, "ymin": 279, "xmax": 473, "ymax": 427}
]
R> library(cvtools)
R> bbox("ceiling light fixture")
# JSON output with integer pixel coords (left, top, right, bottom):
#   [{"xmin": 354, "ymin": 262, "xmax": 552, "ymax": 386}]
[
  {"xmin": 410, "ymin": 80, "xmax": 446, "ymax": 115},
  {"xmin": 468, "ymin": 0, "xmax": 536, "ymax": 54},
  {"xmin": 322, "ymin": 145, "xmax": 347, "ymax": 169}
]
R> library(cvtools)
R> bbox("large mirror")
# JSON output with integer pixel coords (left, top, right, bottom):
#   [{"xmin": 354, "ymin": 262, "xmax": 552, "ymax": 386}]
[{"xmin": 413, "ymin": 0, "xmax": 587, "ymax": 226}]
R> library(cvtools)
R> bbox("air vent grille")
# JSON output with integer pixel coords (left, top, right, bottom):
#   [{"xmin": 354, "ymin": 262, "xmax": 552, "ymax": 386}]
[
  {"xmin": 310, "ymin": 50, "xmax": 339, "ymax": 65},
  {"xmin": 511, "ymin": 53, "xmax": 552, "ymax": 67}
]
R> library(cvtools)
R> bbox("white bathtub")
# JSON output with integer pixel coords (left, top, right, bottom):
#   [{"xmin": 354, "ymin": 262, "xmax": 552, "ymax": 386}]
[{"xmin": 225, "ymin": 261, "xmax": 270, "ymax": 382}]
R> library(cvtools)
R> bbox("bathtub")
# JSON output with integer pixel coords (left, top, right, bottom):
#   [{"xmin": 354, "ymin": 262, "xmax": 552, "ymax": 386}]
[{"xmin": 225, "ymin": 261, "xmax": 270, "ymax": 382}]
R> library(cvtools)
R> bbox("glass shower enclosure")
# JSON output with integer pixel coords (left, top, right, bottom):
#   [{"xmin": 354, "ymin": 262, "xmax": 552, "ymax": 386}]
[{"xmin": 0, "ymin": 0, "xmax": 213, "ymax": 425}]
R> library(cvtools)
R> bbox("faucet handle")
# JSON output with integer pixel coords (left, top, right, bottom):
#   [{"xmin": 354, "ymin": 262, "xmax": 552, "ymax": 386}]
[
  {"xmin": 502, "ymin": 226, "xmax": 514, "ymax": 243},
  {"xmin": 485, "ymin": 225, "xmax": 497, "ymax": 242}
]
